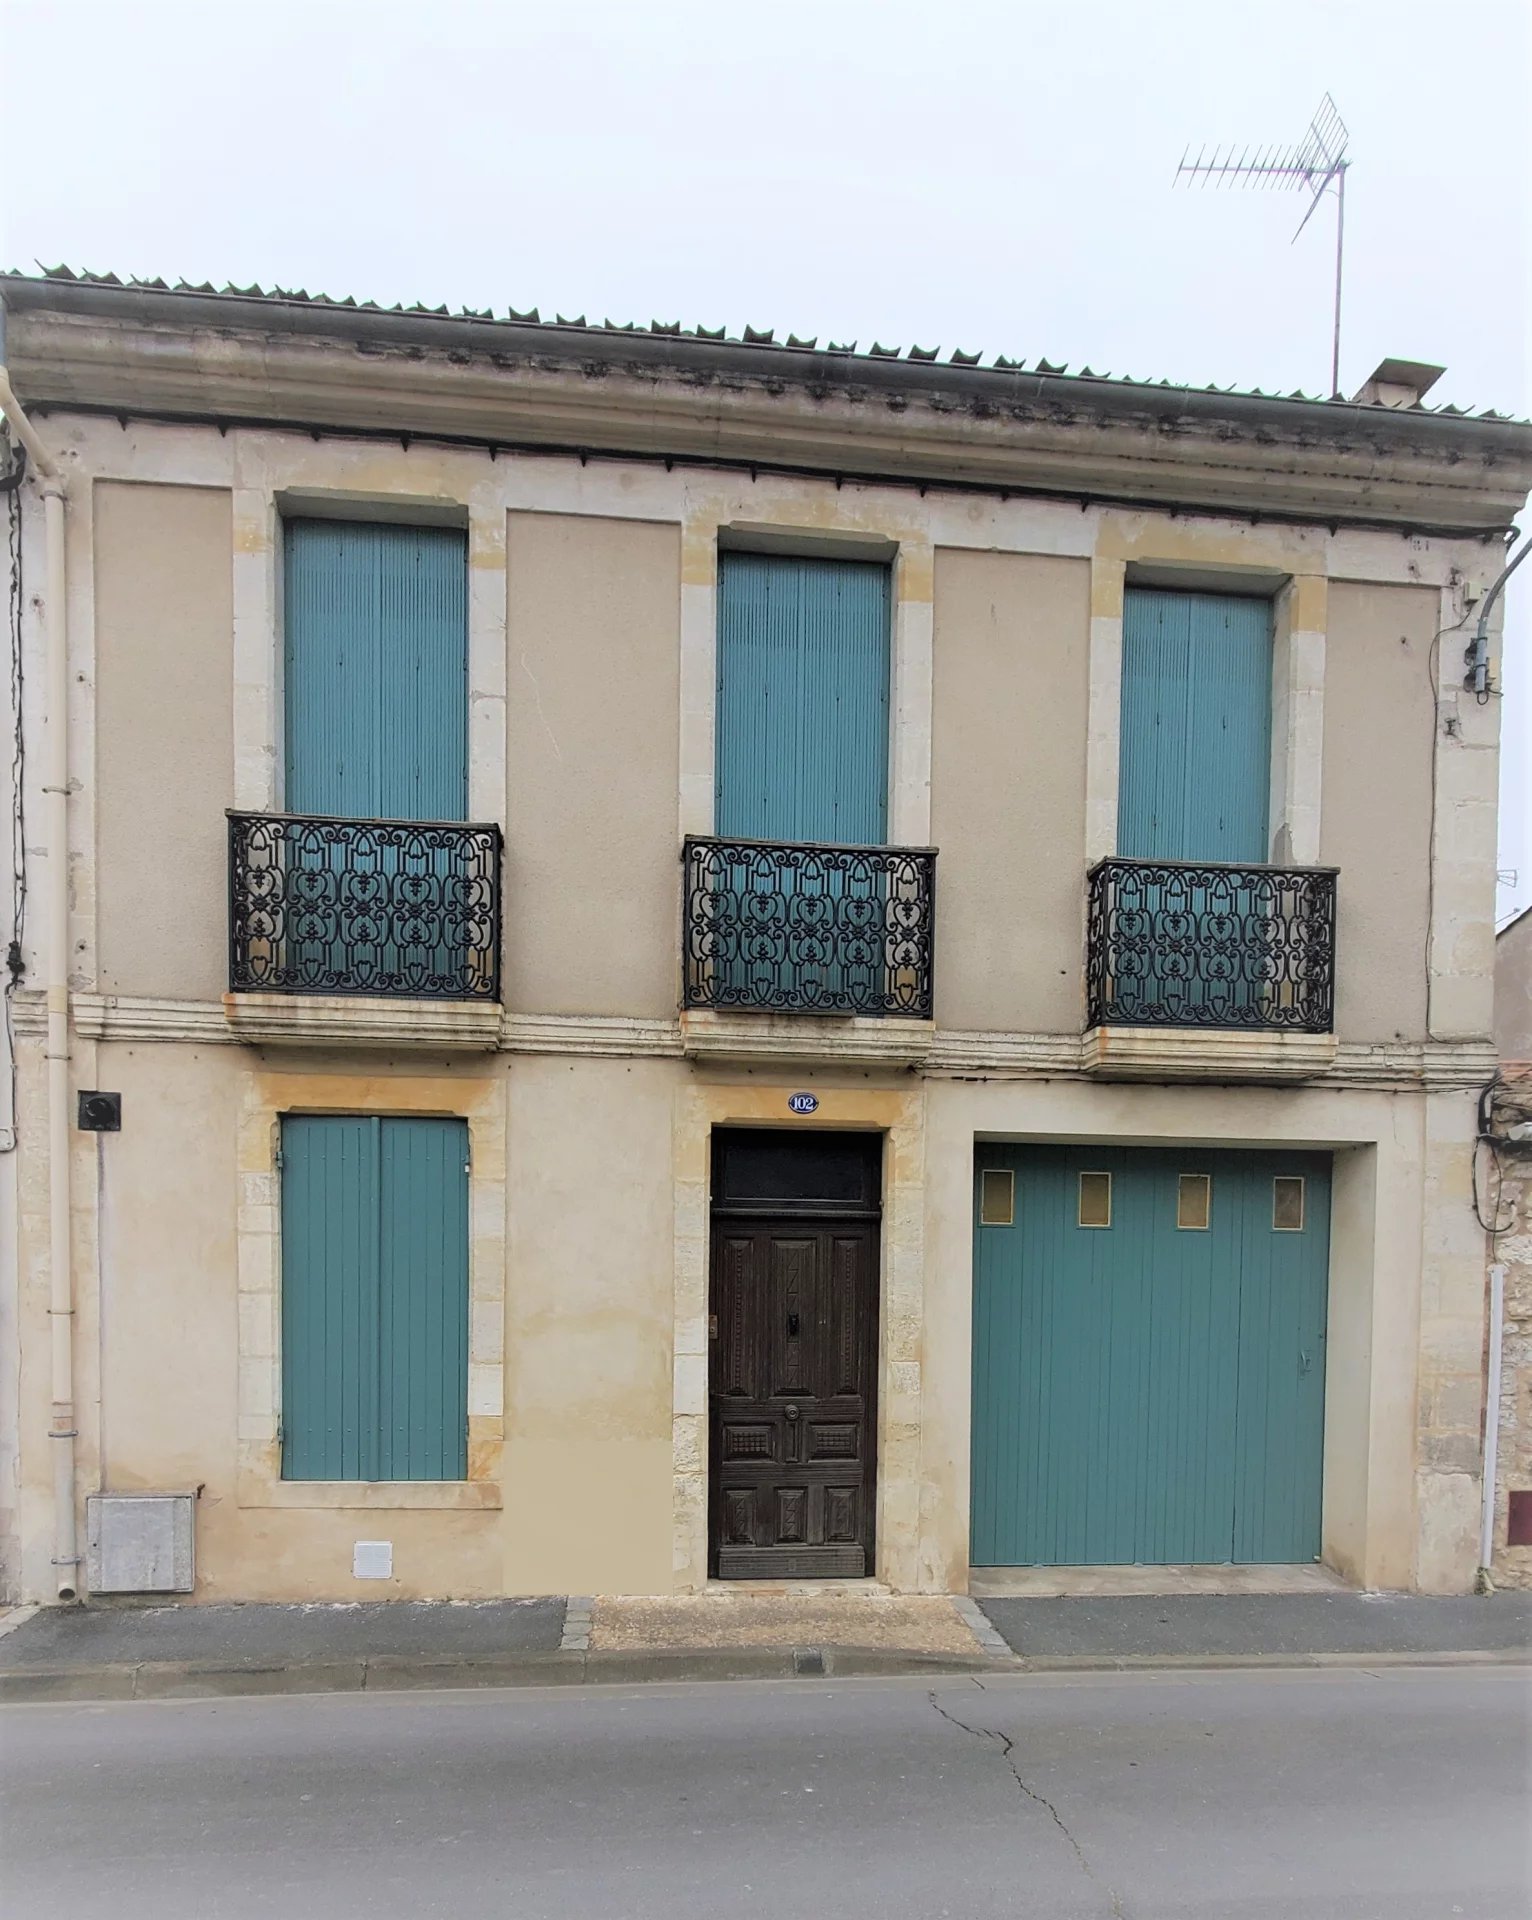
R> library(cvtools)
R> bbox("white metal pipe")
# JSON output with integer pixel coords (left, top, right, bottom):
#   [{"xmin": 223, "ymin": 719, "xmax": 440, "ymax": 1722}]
[
  {"xmin": 42, "ymin": 477, "xmax": 77, "ymax": 1600},
  {"xmin": 0, "ymin": 369, "xmax": 61, "ymax": 481},
  {"xmin": 1480, "ymin": 1261, "xmax": 1506, "ymax": 1575},
  {"xmin": 0, "ymin": 343, "xmax": 77, "ymax": 1601}
]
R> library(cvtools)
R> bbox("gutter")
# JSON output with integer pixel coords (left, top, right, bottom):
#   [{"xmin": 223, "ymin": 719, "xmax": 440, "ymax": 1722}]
[
  {"xmin": 0, "ymin": 294, "xmax": 78, "ymax": 1602},
  {"xmin": 6, "ymin": 277, "xmax": 1532, "ymax": 536}
]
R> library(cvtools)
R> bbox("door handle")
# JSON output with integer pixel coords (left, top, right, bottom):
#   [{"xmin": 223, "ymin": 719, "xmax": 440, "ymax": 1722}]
[{"xmin": 784, "ymin": 1404, "xmax": 801, "ymax": 1420}]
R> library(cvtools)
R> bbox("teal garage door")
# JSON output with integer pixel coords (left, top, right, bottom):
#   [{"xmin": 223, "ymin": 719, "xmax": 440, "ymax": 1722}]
[{"xmin": 971, "ymin": 1146, "xmax": 1329, "ymax": 1565}]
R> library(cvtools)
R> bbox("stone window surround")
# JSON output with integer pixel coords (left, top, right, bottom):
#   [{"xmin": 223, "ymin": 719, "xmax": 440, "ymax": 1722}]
[
  {"xmin": 234, "ymin": 1067, "xmax": 507, "ymax": 1511},
  {"xmin": 1083, "ymin": 556, "xmax": 1327, "ymax": 868}
]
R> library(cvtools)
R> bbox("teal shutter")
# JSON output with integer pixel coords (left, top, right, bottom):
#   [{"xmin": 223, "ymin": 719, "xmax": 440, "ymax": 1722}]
[
  {"xmin": 1118, "ymin": 588, "xmax": 1271, "ymax": 861},
  {"xmin": 714, "ymin": 555, "xmax": 891, "ymax": 1005},
  {"xmin": 284, "ymin": 520, "xmax": 468, "ymax": 820},
  {"xmin": 971, "ymin": 1147, "xmax": 1329, "ymax": 1565},
  {"xmin": 715, "ymin": 552, "xmax": 890, "ymax": 844},
  {"xmin": 280, "ymin": 1116, "xmax": 381, "ymax": 1481},
  {"xmin": 281, "ymin": 1114, "xmax": 469, "ymax": 1482},
  {"xmin": 378, "ymin": 1117, "xmax": 470, "ymax": 1481}
]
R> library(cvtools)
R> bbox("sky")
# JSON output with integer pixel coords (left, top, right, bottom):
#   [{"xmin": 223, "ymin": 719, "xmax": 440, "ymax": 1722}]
[{"xmin": 4, "ymin": 0, "xmax": 1529, "ymax": 913}]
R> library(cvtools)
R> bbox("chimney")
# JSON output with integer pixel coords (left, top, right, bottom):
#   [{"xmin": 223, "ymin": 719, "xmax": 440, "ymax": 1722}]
[{"xmin": 1351, "ymin": 357, "xmax": 1446, "ymax": 409}]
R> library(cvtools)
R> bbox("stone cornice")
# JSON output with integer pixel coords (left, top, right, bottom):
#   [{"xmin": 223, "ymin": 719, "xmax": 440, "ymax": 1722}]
[
  {"xmin": 6, "ymin": 286, "xmax": 1530, "ymax": 533},
  {"xmin": 17, "ymin": 992, "xmax": 1497, "ymax": 1090}
]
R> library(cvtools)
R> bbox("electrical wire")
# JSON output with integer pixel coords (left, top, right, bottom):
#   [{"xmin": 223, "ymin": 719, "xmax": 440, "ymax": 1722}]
[
  {"xmin": 1474, "ymin": 1078, "xmax": 1519, "ymax": 1237},
  {"xmin": 1423, "ymin": 595, "xmax": 1476, "ymax": 1030}
]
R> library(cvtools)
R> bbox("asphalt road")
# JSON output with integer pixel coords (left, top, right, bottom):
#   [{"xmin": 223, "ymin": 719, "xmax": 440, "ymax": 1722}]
[{"xmin": 2, "ymin": 1667, "xmax": 1527, "ymax": 1919}]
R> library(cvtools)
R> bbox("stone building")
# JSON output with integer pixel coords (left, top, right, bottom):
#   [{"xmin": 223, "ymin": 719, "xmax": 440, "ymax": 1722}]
[
  {"xmin": 1489, "ymin": 912, "xmax": 1532, "ymax": 1588},
  {"xmin": 1, "ymin": 269, "xmax": 1530, "ymax": 1607}
]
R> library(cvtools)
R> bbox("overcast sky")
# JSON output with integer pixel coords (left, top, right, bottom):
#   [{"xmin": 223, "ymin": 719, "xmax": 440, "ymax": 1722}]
[{"xmin": 5, "ymin": 0, "xmax": 1528, "ymax": 913}]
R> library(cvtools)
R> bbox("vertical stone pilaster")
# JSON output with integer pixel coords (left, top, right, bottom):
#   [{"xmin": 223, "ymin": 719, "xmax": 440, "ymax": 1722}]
[
  {"xmin": 1084, "ymin": 555, "xmax": 1125, "ymax": 862},
  {"xmin": 889, "ymin": 540, "xmax": 934, "ymax": 848},
  {"xmin": 1270, "ymin": 574, "xmax": 1326, "ymax": 866},
  {"xmin": 467, "ymin": 506, "xmax": 507, "ymax": 826}
]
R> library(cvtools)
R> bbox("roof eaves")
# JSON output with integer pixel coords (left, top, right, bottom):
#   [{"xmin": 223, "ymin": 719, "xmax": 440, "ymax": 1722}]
[{"xmin": 3, "ymin": 265, "xmax": 1528, "ymax": 427}]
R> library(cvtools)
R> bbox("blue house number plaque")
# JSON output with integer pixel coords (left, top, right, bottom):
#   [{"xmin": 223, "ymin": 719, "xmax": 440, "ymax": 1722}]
[{"xmin": 787, "ymin": 1092, "xmax": 819, "ymax": 1115}]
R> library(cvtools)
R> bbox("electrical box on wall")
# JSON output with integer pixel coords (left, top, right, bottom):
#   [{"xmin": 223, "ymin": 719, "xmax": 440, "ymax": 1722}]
[
  {"xmin": 86, "ymin": 1492, "xmax": 195, "ymax": 1593},
  {"xmin": 77, "ymin": 1090, "xmax": 122, "ymax": 1132}
]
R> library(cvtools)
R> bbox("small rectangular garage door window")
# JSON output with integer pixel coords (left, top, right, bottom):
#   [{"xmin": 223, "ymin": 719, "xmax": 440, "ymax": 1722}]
[
  {"xmin": 979, "ymin": 1168, "xmax": 1015, "ymax": 1227},
  {"xmin": 1273, "ymin": 1176, "xmax": 1306, "ymax": 1231},
  {"xmin": 1078, "ymin": 1171, "xmax": 1112, "ymax": 1228},
  {"xmin": 1177, "ymin": 1173, "xmax": 1212, "ymax": 1230}
]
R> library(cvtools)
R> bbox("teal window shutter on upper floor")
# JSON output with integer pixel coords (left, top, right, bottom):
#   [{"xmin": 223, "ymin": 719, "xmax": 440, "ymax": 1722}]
[
  {"xmin": 1118, "ymin": 587, "xmax": 1272, "ymax": 863},
  {"xmin": 280, "ymin": 1114, "xmax": 469, "ymax": 1482},
  {"xmin": 715, "ymin": 552, "xmax": 890, "ymax": 845},
  {"xmin": 284, "ymin": 519, "xmax": 468, "ymax": 821}
]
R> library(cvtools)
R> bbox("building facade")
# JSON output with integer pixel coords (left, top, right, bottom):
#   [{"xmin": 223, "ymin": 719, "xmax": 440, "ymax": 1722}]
[
  {"xmin": 1489, "ymin": 917, "xmax": 1532, "ymax": 1588},
  {"xmin": 2, "ymin": 271, "xmax": 1530, "ymax": 1606}
]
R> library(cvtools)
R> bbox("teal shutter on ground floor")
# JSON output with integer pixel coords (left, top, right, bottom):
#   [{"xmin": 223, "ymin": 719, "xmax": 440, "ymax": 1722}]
[
  {"xmin": 970, "ymin": 1146, "xmax": 1329, "ymax": 1566},
  {"xmin": 281, "ymin": 1114, "xmax": 469, "ymax": 1481}
]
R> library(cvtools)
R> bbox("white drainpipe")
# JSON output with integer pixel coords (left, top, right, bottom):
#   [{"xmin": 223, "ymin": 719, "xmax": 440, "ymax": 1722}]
[
  {"xmin": 0, "ymin": 313, "xmax": 79, "ymax": 1601},
  {"xmin": 1480, "ymin": 1261, "xmax": 1506, "ymax": 1580}
]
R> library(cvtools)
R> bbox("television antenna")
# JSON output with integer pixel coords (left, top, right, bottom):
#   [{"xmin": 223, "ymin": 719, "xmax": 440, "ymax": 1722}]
[{"xmin": 1176, "ymin": 94, "xmax": 1351, "ymax": 398}]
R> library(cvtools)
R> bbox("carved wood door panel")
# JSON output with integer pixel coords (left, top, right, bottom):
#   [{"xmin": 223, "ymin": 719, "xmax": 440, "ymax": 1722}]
[{"xmin": 709, "ymin": 1216, "xmax": 879, "ymax": 1579}]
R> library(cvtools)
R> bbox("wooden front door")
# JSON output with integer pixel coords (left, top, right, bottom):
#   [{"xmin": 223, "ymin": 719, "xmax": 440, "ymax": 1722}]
[{"xmin": 709, "ymin": 1131, "xmax": 881, "ymax": 1580}]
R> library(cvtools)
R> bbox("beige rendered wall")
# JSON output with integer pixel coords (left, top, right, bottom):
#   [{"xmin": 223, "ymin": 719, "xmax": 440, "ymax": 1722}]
[
  {"xmin": 505, "ymin": 512, "xmax": 681, "ymax": 1019},
  {"xmin": 930, "ymin": 549, "xmax": 1091, "ymax": 1033},
  {"xmin": 94, "ymin": 482, "xmax": 233, "ymax": 1001},
  {"xmin": 1321, "ymin": 581, "xmax": 1436, "ymax": 1044},
  {"xmin": 503, "ymin": 1054, "xmax": 676, "ymax": 1594}
]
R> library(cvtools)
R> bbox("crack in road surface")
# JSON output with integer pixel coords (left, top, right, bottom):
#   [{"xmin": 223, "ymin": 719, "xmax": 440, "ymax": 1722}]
[{"xmin": 929, "ymin": 1691, "xmax": 1126, "ymax": 1919}]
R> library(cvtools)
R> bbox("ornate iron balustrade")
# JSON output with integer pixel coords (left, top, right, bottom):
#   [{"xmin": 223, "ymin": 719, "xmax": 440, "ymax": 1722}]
[
  {"xmin": 1086, "ymin": 858, "xmax": 1337, "ymax": 1032},
  {"xmin": 683, "ymin": 836, "xmax": 937, "ymax": 1018},
  {"xmin": 229, "ymin": 812, "xmax": 503, "ymax": 1001}
]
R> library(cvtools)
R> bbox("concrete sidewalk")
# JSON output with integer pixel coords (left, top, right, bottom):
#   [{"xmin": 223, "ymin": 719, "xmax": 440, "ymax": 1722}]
[
  {"xmin": 979, "ymin": 1589, "xmax": 1532, "ymax": 1666},
  {"xmin": 0, "ymin": 1591, "xmax": 997, "ymax": 1702},
  {"xmin": 0, "ymin": 1586, "xmax": 1524, "ymax": 1704}
]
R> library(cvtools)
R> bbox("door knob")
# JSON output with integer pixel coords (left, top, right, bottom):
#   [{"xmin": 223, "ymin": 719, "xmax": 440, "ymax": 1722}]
[{"xmin": 784, "ymin": 1403, "xmax": 800, "ymax": 1420}]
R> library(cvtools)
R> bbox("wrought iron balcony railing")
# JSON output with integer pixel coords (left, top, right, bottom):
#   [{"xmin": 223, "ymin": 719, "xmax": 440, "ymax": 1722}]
[
  {"xmin": 1086, "ymin": 858, "xmax": 1337, "ymax": 1033},
  {"xmin": 229, "ymin": 812, "xmax": 503, "ymax": 1001},
  {"xmin": 683, "ymin": 836, "xmax": 937, "ymax": 1019}
]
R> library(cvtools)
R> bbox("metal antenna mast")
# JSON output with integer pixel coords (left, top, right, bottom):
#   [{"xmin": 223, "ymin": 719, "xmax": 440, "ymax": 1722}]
[{"xmin": 1176, "ymin": 95, "xmax": 1351, "ymax": 397}]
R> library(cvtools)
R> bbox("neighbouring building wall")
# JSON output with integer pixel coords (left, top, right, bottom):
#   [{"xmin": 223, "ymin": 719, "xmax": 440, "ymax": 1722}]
[
  {"xmin": 1496, "ymin": 911, "xmax": 1532, "ymax": 1060},
  {"xmin": 1321, "ymin": 581, "xmax": 1436, "ymax": 1045},
  {"xmin": 95, "ymin": 482, "xmax": 234, "ymax": 1002},
  {"xmin": 505, "ymin": 512, "xmax": 681, "ymax": 1020},
  {"xmin": 930, "ymin": 549, "xmax": 1091, "ymax": 1034},
  {"xmin": 1490, "ymin": 1070, "xmax": 1532, "ymax": 1588}
]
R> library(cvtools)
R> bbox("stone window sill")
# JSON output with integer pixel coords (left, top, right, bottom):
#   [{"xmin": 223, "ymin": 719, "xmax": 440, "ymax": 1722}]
[{"xmin": 237, "ymin": 1477, "xmax": 501, "ymax": 1511}]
